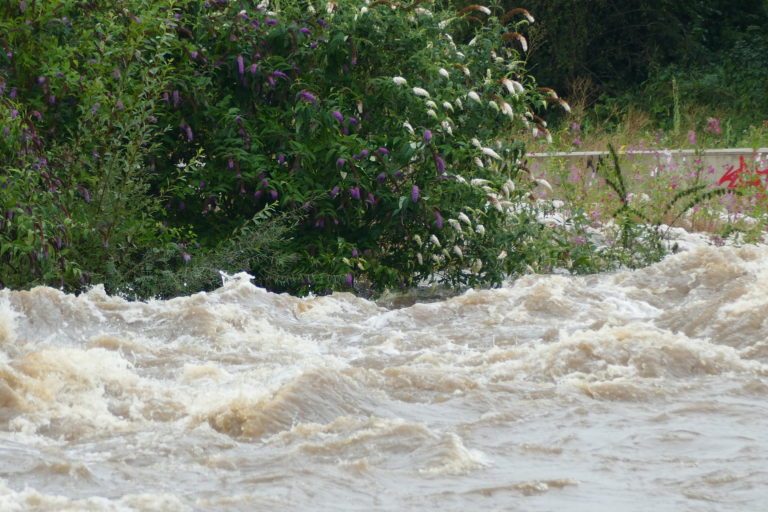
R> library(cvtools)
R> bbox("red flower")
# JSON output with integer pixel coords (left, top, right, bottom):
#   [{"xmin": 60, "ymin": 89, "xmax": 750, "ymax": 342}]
[{"xmin": 718, "ymin": 156, "xmax": 768, "ymax": 189}]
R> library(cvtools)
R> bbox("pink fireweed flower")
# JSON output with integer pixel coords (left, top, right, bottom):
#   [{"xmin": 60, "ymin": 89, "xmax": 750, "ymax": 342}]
[
  {"xmin": 688, "ymin": 130, "xmax": 697, "ymax": 145},
  {"xmin": 707, "ymin": 117, "xmax": 722, "ymax": 135},
  {"xmin": 411, "ymin": 185, "xmax": 420, "ymax": 202}
]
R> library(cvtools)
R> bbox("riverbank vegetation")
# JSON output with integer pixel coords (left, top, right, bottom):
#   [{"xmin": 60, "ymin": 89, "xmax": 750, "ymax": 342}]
[{"xmin": 1, "ymin": 1, "xmax": 766, "ymax": 298}]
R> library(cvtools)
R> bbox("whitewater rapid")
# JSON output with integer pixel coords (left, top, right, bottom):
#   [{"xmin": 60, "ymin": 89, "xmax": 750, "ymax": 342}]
[{"xmin": 1, "ymin": 243, "xmax": 767, "ymax": 511}]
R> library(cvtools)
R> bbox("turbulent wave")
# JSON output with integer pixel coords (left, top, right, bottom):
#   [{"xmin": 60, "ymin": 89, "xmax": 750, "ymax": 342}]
[{"xmin": 1, "ymin": 245, "xmax": 767, "ymax": 510}]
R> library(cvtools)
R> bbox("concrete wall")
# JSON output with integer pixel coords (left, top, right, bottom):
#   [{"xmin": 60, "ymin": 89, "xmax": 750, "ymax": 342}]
[{"xmin": 527, "ymin": 148, "xmax": 768, "ymax": 184}]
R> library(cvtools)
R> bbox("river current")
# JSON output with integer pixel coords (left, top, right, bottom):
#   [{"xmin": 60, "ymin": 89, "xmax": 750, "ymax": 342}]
[{"xmin": 1, "ymin": 241, "xmax": 767, "ymax": 511}]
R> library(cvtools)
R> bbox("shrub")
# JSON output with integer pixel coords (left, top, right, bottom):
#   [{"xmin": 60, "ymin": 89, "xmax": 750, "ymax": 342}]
[{"xmin": 1, "ymin": 0, "xmax": 663, "ymax": 297}]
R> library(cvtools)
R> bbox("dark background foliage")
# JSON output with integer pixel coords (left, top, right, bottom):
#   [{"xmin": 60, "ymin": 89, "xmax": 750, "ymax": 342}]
[{"xmin": 516, "ymin": 0, "xmax": 768, "ymax": 128}]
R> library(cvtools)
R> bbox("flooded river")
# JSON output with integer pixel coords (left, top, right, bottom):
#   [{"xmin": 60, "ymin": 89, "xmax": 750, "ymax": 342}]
[{"xmin": 1, "ymin": 243, "xmax": 767, "ymax": 511}]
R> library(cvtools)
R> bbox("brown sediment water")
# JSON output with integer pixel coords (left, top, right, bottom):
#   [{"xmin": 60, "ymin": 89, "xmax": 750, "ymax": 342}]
[{"xmin": 0, "ymin": 243, "xmax": 767, "ymax": 511}]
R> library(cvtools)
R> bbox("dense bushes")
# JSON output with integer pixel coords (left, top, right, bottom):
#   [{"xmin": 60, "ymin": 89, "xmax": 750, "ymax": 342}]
[{"xmin": 1, "ymin": 0, "xmax": 664, "ymax": 297}]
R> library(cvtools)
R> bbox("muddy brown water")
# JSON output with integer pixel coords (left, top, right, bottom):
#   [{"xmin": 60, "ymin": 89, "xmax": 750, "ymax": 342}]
[{"xmin": 1, "ymin": 243, "xmax": 767, "ymax": 511}]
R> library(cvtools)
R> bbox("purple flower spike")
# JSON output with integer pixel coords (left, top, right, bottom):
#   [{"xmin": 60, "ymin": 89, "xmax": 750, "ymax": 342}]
[
  {"xmin": 182, "ymin": 252, "xmax": 192, "ymax": 263},
  {"xmin": 377, "ymin": 173, "xmax": 387, "ymax": 183},
  {"xmin": 434, "ymin": 155, "xmax": 445, "ymax": 175},
  {"xmin": 411, "ymin": 185, "xmax": 420, "ymax": 202},
  {"xmin": 299, "ymin": 90, "xmax": 317, "ymax": 105},
  {"xmin": 10, "ymin": 109, "xmax": 18, "ymax": 119},
  {"xmin": 185, "ymin": 124, "xmax": 193, "ymax": 141},
  {"xmin": 250, "ymin": 63, "xmax": 258, "ymax": 74},
  {"xmin": 331, "ymin": 186, "xmax": 340, "ymax": 197},
  {"xmin": 237, "ymin": 54, "xmax": 244, "ymax": 75},
  {"xmin": 300, "ymin": 27, "xmax": 311, "ymax": 35},
  {"xmin": 336, "ymin": 158, "xmax": 346, "ymax": 168},
  {"xmin": 310, "ymin": 42, "xmax": 318, "ymax": 49},
  {"xmin": 272, "ymin": 70, "xmax": 289, "ymax": 81},
  {"xmin": 359, "ymin": 149, "xmax": 370, "ymax": 158},
  {"xmin": 266, "ymin": 18, "xmax": 278, "ymax": 25},
  {"xmin": 352, "ymin": 249, "xmax": 359, "ymax": 257},
  {"xmin": 278, "ymin": 153, "xmax": 286, "ymax": 165},
  {"xmin": 270, "ymin": 189, "xmax": 278, "ymax": 200},
  {"xmin": 434, "ymin": 210, "xmax": 443, "ymax": 229},
  {"xmin": 344, "ymin": 273, "xmax": 353, "ymax": 287},
  {"xmin": 349, "ymin": 187, "xmax": 361, "ymax": 200},
  {"xmin": 38, "ymin": 76, "xmax": 46, "ymax": 84},
  {"xmin": 267, "ymin": 75, "xmax": 276, "ymax": 88},
  {"xmin": 423, "ymin": 129, "xmax": 432, "ymax": 144},
  {"xmin": 172, "ymin": 90, "xmax": 180, "ymax": 107},
  {"xmin": 113, "ymin": 68, "xmax": 120, "ymax": 80},
  {"xmin": 347, "ymin": 117, "xmax": 358, "ymax": 125},
  {"xmin": 377, "ymin": 147, "xmax": 390, "ymax": 155},
  {"xmin": 332, "ymin": 110, "xmax": 344, "ymax": 123},
  {"xmin": 190, "ymin": 50, "xmax": 199, "ymax": 60}
]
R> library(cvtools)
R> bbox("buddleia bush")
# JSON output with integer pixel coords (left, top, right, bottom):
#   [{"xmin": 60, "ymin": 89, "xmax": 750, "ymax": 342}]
[
  {"xmin": 2, "ymin": 0, "xmax": 645, "ymax": 297},
  {"xmin": 146, "ymin": 0, "xmax": 567, "ymax": 293},
  {"xmin": 0, "ymin": 0, "xmax": 184, "ymax": 291}
]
